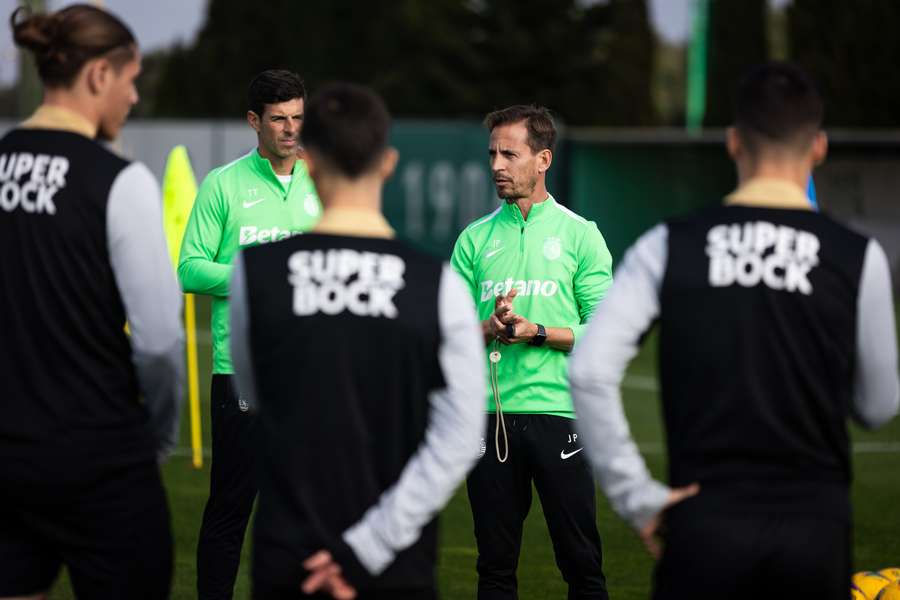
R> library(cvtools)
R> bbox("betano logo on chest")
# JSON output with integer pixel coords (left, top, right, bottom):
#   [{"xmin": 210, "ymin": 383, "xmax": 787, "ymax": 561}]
[
  {"xmin": 480, "ymin": 278, "xmax": 559, "ymax": 302},
  {"xmin": 239, "ymin": 225, "xmax": 302, "ymax": 246}
]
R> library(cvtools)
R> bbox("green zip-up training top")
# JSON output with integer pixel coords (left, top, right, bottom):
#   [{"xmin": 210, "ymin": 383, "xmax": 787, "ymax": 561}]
[
  {"xmin": 451, "ymin": 196, "xmax": 613, "ymax": 417},
  {"xmin": 178, "ymin": 150, "xmax": 321, "ymax": 374}
]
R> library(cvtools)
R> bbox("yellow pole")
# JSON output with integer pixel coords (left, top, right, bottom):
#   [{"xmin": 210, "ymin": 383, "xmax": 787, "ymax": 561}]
[
  {"xmin": 184, "ymin": 293, "xmax": 203, "ymax": 469},
  {"xmin": 161, "ymin": 145, "xmax": 202, "ymax": 469}
]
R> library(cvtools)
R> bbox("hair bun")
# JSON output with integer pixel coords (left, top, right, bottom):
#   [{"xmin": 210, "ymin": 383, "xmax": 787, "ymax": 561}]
[
  {"xmin": 8, "ymin": 4, "xmax": 135, "ymax": 88},
  {"xmin": 10, "ymin": 8, "xmax": 62, "ymax": 58}
]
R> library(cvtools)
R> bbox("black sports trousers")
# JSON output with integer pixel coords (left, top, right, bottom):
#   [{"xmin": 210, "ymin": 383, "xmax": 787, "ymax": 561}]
[
  {"xmin": 653, "ymin": 504, "xmax": 851, "ymax": 600},
  {"xmin": 0, "ymin": 460, "xmax": 172, "ymax": 599},
  {"xmin": 197, "ymin": 374, "xmax": 260, "ymax": 599},
  {"xmin": 467, "ymin": 413, "xmax": 608, "ymax": 600}
]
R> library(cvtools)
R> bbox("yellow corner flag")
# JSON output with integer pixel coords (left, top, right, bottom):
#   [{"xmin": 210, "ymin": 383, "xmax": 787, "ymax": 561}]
[
  {"xmin": 162, "ymin": 145, "xmax": 198, "ymax": 271},
  {"xmin": 162, "ymin": 145, "xmax": 204, "ymax": 470}
]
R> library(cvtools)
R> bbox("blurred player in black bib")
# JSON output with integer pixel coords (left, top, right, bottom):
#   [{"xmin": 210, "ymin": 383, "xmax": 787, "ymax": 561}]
[
  {"xmin": 230, "ymin": 82, "xmax": 487, "ymax": 599},
  {"xmin": 0, "ymin": 4, "xmax": 184, "ymax": 599},
  {"xmin": 570, "ymin": 62, "xmax": 899, "ymax": 600}
]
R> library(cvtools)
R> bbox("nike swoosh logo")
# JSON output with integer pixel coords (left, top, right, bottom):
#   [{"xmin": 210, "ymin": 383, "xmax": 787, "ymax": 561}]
[
  {"xmin": 560, "ymin": 448, "xmax": 584, "ymax": 460},
  {"xmin": 243, "ymin": 198, "xmax": 265, "ymax": 208},
  {"xmin": 485, "ymin": 248, "xmax": 503, "ymax": 259}
]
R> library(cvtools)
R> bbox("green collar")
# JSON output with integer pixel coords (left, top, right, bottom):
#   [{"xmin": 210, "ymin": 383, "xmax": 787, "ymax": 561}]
[
  {"xmin": 249, "ymin": 149, "xmax": 308, "ymax": 193},
  {"xmin": 502, "ymin": 195, "xmax": 555, "ymax": 224}
]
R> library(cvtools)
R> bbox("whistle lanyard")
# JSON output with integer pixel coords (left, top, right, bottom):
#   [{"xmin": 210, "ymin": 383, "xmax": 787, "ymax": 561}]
[{"xmin": 489, "ymin": 339, "xmax": 509, "ymax": 463}]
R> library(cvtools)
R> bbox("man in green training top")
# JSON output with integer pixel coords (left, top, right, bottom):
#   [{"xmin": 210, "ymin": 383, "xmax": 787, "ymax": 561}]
[
  {"xmin": 451, "ymin": 105, "xmax": 613, "ymax": 599},
  {"xmin": 178, "ymin": 69, "xmax": 320, "ymax": 600}
]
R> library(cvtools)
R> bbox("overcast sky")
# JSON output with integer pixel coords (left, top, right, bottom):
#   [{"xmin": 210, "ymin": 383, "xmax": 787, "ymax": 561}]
[
  {"xmin": 0, "ymin": 0, "xmax": 207, "ymax": 85},
  {"xmin": 0, "ymin": 0, "xmax": 791, "ymax": 86}
]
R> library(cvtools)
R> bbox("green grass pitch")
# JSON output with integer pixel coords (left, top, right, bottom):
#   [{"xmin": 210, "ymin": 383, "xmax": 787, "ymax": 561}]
[{"xmin": 49, "ymin": 298, "xmax": 900, "ymax": 599}]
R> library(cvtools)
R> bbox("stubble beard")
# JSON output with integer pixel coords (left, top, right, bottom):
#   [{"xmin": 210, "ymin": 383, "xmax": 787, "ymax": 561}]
[
  {"xmin": 264, "ymin": 137, "xmax": 296, "ymax": 161},
  {"xmin": 499, "ymin": 175, "xmax": 538, "ymax": 202}
]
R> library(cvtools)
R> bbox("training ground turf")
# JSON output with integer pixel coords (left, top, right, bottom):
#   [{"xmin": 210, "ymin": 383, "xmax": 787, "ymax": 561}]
[{"xmin": 48, "ymin": 298, "xmax": 900, "ymax": 599}]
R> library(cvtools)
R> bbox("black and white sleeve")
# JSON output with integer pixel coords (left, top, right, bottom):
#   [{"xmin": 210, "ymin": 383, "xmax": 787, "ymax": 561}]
[
  {"xmin": 852, "ymin": 238, "xmax": 899, "ymax": 429},
  {"xmin": 107, "ymin": 162, "xmax": 185, "ymax": 459},
  {"xmin": 569, "ymin": 224, "xmax": 671, "ymax": 531},
  {"xmin": 339, "ymin": 264, "xmax": 487, "ymax": 577}
]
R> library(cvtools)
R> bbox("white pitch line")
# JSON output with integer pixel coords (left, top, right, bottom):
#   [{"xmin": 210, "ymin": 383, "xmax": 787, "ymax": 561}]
[
  {"xmin": 169, "ymin": 447, "xmax": 212, "ymax": 458},
  {"xmin": 634, "ymin": 442, "xmax": 900, "ymax": 455},
  {"xmin": 167, "ymin": 442, "xmax": 900, "ymax": 460},
  {"xmin": 622, "ymin": 374, "xmax": 659, "ymax": 392},
  {"xmin": 851, "ymin": 442, "xmax": 900, "ymax": 454},
  {"xmin": 194, "ymin": 330, "xmax": 213, "ymax": 345},
  {"xmin": 173, "ymin": 349, "xmax": 895, "ymax": 456}
]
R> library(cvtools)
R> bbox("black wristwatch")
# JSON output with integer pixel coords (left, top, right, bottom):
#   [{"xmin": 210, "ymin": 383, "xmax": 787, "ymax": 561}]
[{"xmin": 530, "ymin": 323, "xmax": 547, "ymax": 347}]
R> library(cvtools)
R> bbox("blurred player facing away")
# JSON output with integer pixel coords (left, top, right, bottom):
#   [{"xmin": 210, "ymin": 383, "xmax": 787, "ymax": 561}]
[
  {"xmin": 229, "ymin": 83, "xmax": 486, "ymax": 599},
  {"xmin": 451, "ymin": 106, "xmax": 613, "ymax": 599},
  {"xmin": 570, "ymin": 62, "xmax": 900, "ymax": 600},
  {"xmin": 0, "ymin": 4, "xmax": 184, "ymax": 599},
  {"xmin": 178, "ymin": 70, "xmax": 320, "ymax": 600}
]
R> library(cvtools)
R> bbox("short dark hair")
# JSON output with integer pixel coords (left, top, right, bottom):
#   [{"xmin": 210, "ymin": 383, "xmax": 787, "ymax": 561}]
[
  {"xmin": 11, "ymin": 4, "xmax": 136, "ymax": 88},
  {"xmin": 484, "ymin": 105, "xmax": 557, "ymax": 154},
  {"xmin": 734, "ymin": 62, "xmax": 824, "ymax": 153},
  {"xmin": 300, "ymin": 82, "xmax": 391, "ymax": 179},
  {"xmin": 247, "ymin": 69, "xmax": 306, "ymax": 117}
]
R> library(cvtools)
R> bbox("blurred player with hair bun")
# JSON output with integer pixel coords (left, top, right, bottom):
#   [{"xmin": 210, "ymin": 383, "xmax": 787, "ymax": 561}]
[{"xmin": 0, "ymin": 4, "xmax": 184, "ymax": 598}]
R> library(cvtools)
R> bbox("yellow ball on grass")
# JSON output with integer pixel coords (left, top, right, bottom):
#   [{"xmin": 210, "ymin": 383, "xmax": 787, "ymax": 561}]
[
  {"xmin": 876, "ymin": 582, "xmax": 900, "ymax": 600},
  {"xmin": 853, "ymin": 571, "xmax": 893, "ymax": 599},
  {"xmin": 880, "ymin": 569, "xmax": 900, "ymax": 583}
]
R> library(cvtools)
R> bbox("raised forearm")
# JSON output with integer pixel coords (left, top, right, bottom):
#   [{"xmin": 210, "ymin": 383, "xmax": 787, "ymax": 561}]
[
  {"xmin": 521, "ymin": 322, "xmax": 573, "ymax": 352},
  {"xmin": 503, "ymin": 319, "xmax": 574, "ymax": 352},
  {"xmin": 545, "ymin": 327, "xmax": 574, "ymax": 352},
  {"xmin": 178, "ymin": 258, "xmax": 233, "ymax": 297}
]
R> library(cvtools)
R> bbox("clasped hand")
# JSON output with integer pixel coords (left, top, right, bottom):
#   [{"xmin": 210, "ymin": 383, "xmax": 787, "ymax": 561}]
[
  {"xmin": 301, "ymin": 550, "xmax": 356, "ymax": 599},
  {"xmin": 489, "ymin": 289, "xmax": 536, "ymax": 344}
]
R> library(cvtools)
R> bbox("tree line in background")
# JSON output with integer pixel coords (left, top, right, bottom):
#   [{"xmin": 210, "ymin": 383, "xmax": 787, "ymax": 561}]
[
  {"xmin": 702, "ymin": 0, "xmax": 900, "ymax": 128},
  {"xmin": 137, "ymin": 0, "xmax": 655, "ymax": 126},
  {"xmin": 4, "ymin": 0, "xmax": 900, "ymax": 127}
]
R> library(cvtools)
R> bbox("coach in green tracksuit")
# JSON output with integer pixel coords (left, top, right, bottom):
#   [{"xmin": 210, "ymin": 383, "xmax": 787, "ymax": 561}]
[
  {"xmin": 178, "ymin": 70, "xmax": 320, "ymax": 600},
  {"xmin": 451, "ymin": 105, "xmax": 613, "ymax": 600}
]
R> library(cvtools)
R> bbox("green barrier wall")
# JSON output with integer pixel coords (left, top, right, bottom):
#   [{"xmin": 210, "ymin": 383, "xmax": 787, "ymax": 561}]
[
  {"xmin": 383, "ymin": 123, "xmax": 736, "ymax": 262},
  {"xmin": 384, "ymin": 121, "xmax": 564, "ymax": 257},
  {"xmin": 382, "ymin": 125, "xmax": 896, "ymax": 266},
  {"xmin": 564, "ymin": 139, "xmax": 736, "ymax": 263}
]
